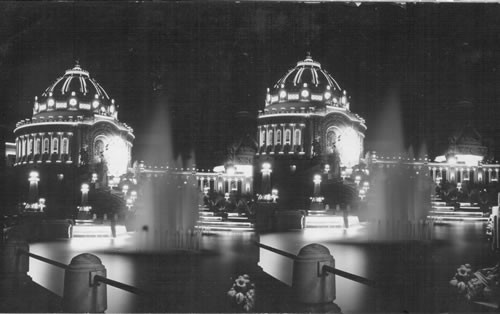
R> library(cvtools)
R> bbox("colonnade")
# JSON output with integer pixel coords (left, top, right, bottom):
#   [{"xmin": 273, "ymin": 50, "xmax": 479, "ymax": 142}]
[{"xmin": 15, "ymin": 131, "xmax": 73, "ymax": 164}]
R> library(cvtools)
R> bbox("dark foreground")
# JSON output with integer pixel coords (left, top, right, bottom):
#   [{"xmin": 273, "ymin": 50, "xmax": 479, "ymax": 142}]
[{"xmin": 2, "ymin": 221, "xmax": 498, "ymax": 313}]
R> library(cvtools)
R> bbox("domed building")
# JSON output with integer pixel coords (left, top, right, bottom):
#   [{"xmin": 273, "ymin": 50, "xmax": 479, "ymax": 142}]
[
  {"xmin": 13, "ymin": 62, "xmax": 134, "ymax": 217},
  {"xmin": 254, "ymin": 54, "xmax": 366, "ymax": 208}
]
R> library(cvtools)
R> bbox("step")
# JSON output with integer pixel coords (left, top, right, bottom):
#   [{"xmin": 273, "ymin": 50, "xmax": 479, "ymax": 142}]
[
  {"xmin": 308, "ymin": 210, "xmax": 329, "ymax": 215},
  {"xmin": 431, "ymin": 201, "xmax": 447, "ymax": 206},
  {"xmin": 197, "ymin": 220, "xmax": 254, "ymax": 228},
  {"xmin": 72, "ymin": 224, "xmax": 127, "ymax": 237},
  {"xmin": 198, "ymin": 216, "xmax": 223, "ymax": 221},
  {"xmin": 304, "ymin": 215, "xmax": 360, "ymax": 228},
  {"xmin": 196, "ymin": 225, "xmax": 255, "ymax": 232},
  {"xmin": 431, "ymin": 206, "xmax": 455, "ymax": 211},
  {"xmin": 428, "ymin": 211, "xmax": 486, "ymax": 217},
  {"xmin": 427, "ymin": 215, "xmax": 489, "ymax": 222},
  {"xmin": 460, "ymin": 206, "xmax": 481, "ymax": 211}
]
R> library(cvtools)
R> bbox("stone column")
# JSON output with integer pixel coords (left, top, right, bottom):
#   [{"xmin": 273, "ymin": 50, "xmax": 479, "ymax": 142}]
[
  {"xmin": 56, "ymin": 132, "xmax": 63, "ymax": 161},
  {"xmin": 67, "ymin": 132, "xmax": 73, "ymax": 162}
]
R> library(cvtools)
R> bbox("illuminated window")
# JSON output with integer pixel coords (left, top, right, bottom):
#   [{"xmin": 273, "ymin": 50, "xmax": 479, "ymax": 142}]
[
  {"xmin": 35, "ymin": 138, "xmax": 41, "ymax": 154},
  {"xmin": 62, "ymin": 138, "xmax": 69, "ymax": 154},
  {"xmin": 43, "ymin": 138, "xmax": 49, "ymax": 153},
  {"xmin": 52, "ymin": 138, "xmax": 59, "ymax": 154},
  {"xmin": 276, "ymin": 130, "xmax": 282, "ymax": 145},
  {"xmin": 267, "ymin": 130, "xmax": 273, "ymax": 145},
  {"xmin": 22, "ymin": 139, "xmax": 26, "ymax": 156},
  {"xmin": 260, "ymin": 131, "xmax": 265, "ymax": 146},
  {"xmin": 285, "ymin": 129, "xmax": 291, "ymax": 144},
  {"xmin": 294, "ymin": 129, "xmax": 301, "ymax": 145}
]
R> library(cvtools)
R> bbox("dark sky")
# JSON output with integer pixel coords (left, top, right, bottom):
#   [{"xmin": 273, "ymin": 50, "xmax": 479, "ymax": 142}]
[{"xmin": 1, "ymin": 2, "xmax": 500, "ymax": 165}]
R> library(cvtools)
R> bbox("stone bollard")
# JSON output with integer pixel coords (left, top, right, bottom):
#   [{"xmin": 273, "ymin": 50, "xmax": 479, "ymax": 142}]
[
  {"xmin": 63, "ymin": 253, "xmax": 107, "ymax": 313},
  {"xmin": 0, "ymin": 237, "xmax": 31, "ymax": 288},
  {"xmin": 292, "ymin": 243, "xmax": 335, "ymax": 305}
]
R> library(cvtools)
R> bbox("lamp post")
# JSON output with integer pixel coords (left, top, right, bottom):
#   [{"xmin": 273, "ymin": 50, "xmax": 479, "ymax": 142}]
[
  {"xmin": 271, "ymin": 188, "xmax": 279, "ymax": 203},
  {"xmin": 80, "ymin": 183, "xmax": 89, "ymax": 206},
  {"xmin": 313, "ymin": 174, "xmax": 322, "ymax": 197},
  {"xmin": 261, "ymin": 162, "xmax": 272, "ymax": 196},
  {"xmin": 28, "ymin": 171, "xmax": 39, "ymax": 204}
]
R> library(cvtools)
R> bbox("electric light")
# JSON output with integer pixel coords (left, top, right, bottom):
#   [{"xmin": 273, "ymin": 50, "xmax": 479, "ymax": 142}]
[
  {"xmin": 91, "ymin": 173, "xmax": 98, "ymax": 183},
  {"xmin": 226, "ymin": 166, "xmax": 235, "ymax": 176},
  {"xmin": 29, "ymin": 171, "xmax": 39, "ymax": 183},
  {"xmin": 69, "ymin": 98, "xmax": 77, "ymax": 106},
  {"xmin": 313, "ymin": 174, "xmax": 322, "ymax": 184},
  {"xmin": 47, "ymin": 98, "xmax": 55, "ymax": 108},
  {"xmin": 301, "ymin": 89, "xmax": 309, "ymax": 98},
  {"xmin": 359, "ymin": 189, "xmax": 366, "ymax": 200},
  {"xmin": 102, "ymin": 136, "xmax": 130, "ymax": 177},
  {"xmin": 261, "ymin": 162, "xmax": 272, "ymax": 173},
  {"xmin": 324, "ymin": 164, "xmax": 330, "ymax": 173},
  {"xmin": 355, "ymin": 175, "xmax": 361, "ymax": 185},
  {"xmin": 324, "ymin": 91, "xmax": 331, "ymax": 99},
  {"xmin": 447, "ymin": 156, "xmax": 457, "ymax": 165},
  {"xmin": 38, "ymin": 198, "xmax": 46, "ymax": 212},
  {"xmin": 92, "ymin": 100, "xmax": 99, "ymax": 109},
  {"xmin": 279, "ymin": 90, "xmax": 287, "ymax": 99},
  {"xmin": 122, "ymin": 184, "xmax": 129, "ymax": 194},
  {"xmin": 271, "ymin": 189, "xmax": 279, "ymax": 202},
  {"xmin": 81, "ymin": 183, "xmax": 89, "ymax": 193}
]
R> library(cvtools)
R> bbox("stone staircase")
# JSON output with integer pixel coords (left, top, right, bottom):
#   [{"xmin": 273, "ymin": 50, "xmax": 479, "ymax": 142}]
[
  {"xmin": 197, "ymin": 207, "xmax": 255, "ymax": 232},
  {"xmin": 427, "ymin": 195, "xmax": 489, "ymax": 222},
  {"xmin": 72, "ymin": 220, "xmax": 128, "ymax": 237},
  {"xmin": 304, "ymin": 208, "xmax": 360, "ymax": 228}
]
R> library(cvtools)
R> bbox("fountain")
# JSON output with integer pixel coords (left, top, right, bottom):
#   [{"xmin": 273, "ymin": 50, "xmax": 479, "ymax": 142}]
[
  {"xmin": 364, "ymin": 88, "xmax": 432, "ymax": 241},
  {"xmin": 132, "ymin": 104, "xmax": 200, "ymax": 251}
]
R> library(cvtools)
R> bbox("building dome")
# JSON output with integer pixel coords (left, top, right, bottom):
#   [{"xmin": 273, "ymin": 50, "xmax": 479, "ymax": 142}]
[
  {"xmin": 265, "ymin": 53, "xmax": 349, "ymax": 110},
  {"xmin": 32, "ymin": 62, "xmax": 117, "ymax": 119}
]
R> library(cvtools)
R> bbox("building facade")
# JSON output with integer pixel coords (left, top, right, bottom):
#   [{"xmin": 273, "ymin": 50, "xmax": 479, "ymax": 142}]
[
  {"xmin": 254, "ymin": 54, "xmax": 366, "ymax": 208},
  {"xmin": 13, "ymin": 63, "xmax": 134, "ymax": 217}
]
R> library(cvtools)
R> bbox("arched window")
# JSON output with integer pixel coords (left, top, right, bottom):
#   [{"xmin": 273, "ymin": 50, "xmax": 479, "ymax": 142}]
[
  {"xmin": 28, "ymin": 139, "xmax": 33, "ymax": 155},
  {"xmin": 35, "ymin": 138, "xmax": 41, "ymax": 154},
  {"xmin": 52, "ymin": 138, "xmax": 59, "ymax": 154},
  {"xmin": 294, "ymin": 129, "xmax": 301, "ymax": 145},
  {"xmin": 62, "ymin": 138, "xmax": 69, "ymax": 154},
  {"xmin": 276, "ymin": 130, "xmax": 282, "ymax": 145},
  {"xmin": 43, "ymin": 138, "xmax": 49, "ymax": 153},
  {"xmin": 285, "ymin": 129, "xmax": 291, "ymax": 145},
  {"xmin": 267, "ymin": 130, "xmax": 273, "ymax": 145}
]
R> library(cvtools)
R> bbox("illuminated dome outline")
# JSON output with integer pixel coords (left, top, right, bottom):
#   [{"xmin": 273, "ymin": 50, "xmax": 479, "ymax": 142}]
[
  {"xmin": 265, "ymin": 53, "xmax": 351, "ymax": 110},
  {"xmin": 32, "ymin": 62, "xmax": 117, "ymax": 119}
]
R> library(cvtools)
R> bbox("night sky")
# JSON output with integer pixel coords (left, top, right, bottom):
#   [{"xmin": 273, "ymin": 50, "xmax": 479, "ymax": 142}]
[{"xmin": 1, "ymin": 2, "xmax": 500, "ymax": 167}]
